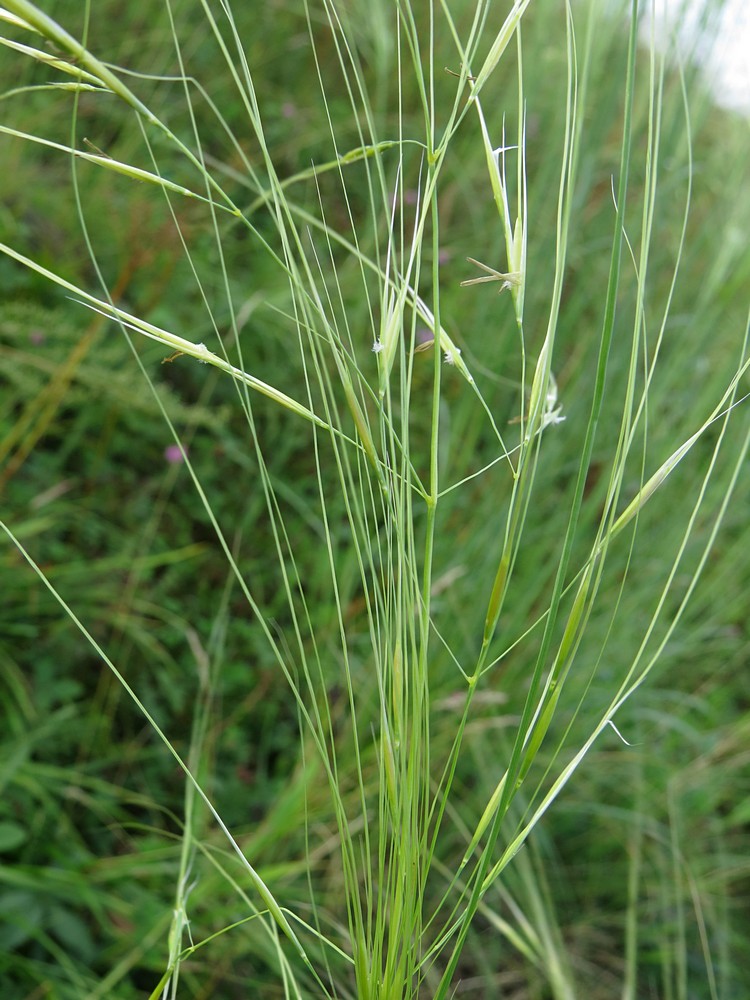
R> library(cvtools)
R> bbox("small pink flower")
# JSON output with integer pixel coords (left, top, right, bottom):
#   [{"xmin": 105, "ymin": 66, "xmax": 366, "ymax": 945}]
[
  {"xmin": 415, "ymin": 327, "xmax": 434, "ymax": 348},
  {"xmin": 164, "ymin": 444, "xmax": 186, "ymax": 464}
]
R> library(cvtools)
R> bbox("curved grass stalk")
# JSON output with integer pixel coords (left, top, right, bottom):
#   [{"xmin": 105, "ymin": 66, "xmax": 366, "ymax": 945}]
[
  {"xmin": 0, "ymin": 242, "xmax": 338, "ymax": 432},
  {"xmin": 4, "ymin": 0, "xmax": 240, "ymax": 214},
  {"xmin": 483, "ymin": 388, "xmax": 750, "ymax": 893},
  {"xmin": 0, "ymin": 125, "xmax": 230, "ymax": 209},
  {"xmin": 0, "ymin": 519, "xmax": 313, "ymax": 974}
]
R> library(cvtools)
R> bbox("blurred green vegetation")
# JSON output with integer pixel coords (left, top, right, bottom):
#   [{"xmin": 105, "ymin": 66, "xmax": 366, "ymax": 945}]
[{"xmin": 1, "ymin": 1, "xmax": 749, "ymax": 997}]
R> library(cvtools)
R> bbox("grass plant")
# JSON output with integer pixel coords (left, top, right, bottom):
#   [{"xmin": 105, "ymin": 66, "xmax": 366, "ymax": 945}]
[{"xmin": 1, "ymin": 0, "xmax": 749, "ymax": 997}]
